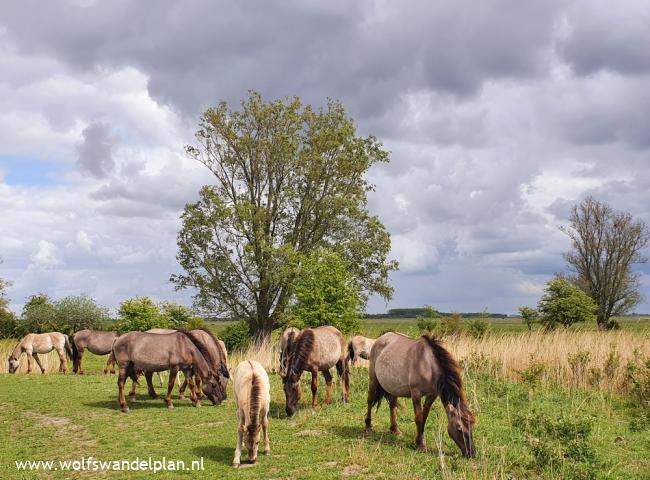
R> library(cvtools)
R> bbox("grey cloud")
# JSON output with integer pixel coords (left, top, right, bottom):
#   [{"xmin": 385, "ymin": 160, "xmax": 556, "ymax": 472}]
[
  {"xmin": 76, "ymin": 122, "xmax": 116, "ymax": 178},
  {"xmin": 559, "ymin": 1, "xmax": 650, "ymax": 76}
]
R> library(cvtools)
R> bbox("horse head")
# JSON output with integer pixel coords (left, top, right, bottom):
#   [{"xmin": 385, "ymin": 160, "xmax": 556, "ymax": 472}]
[
  {"xmin": 446, "ymin": 403, "xmax": 476, "ymax": 458},
  {"xmin": 7, "ymin": 355, "xmax": 19, "ymax": 374},
  {"xmin": 202, "ymin": 363, "xmax": 230, "ymax": 405}
]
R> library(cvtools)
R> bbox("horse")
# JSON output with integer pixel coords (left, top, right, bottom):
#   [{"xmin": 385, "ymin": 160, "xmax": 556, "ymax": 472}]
[
  {"xmin": 232, "ymin": 360, "xmax": 271, "ymax": 467},
  {"xmin": 147, "ymin": 328, "xmax": 182, "ymax": 386},
  {"xmin": 348, "ymin": 335, "xmax": 375, "ymax": 368},
  {"xmin": 111, "ymin": 330, "xmax": 229, "ymax": 412},
  {"xmin": 280, "ymin": 325, "xmax": 350, "ymax": 417},
  {"xmin": 71, "ymin": 329, "xmax": 120, "ymax": 374},
  {"xmin": 279, "ymin": 326, "xmax": 300, "ymax": 376},
  {"xmin": 364, "ymin": 332, "xmax": 476, "ymax": 457},
  {"xmin": 7, "ymin": 332, "xmax": 72, "ymax": 374},
  {"xmin": 145, "ymin": 328, "xmax": 228, "ymax": 396}
]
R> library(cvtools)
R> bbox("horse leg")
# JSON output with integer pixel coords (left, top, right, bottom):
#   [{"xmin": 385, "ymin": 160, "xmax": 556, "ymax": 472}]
[
  {"xmin": 263, "ymin": 410, "xmax": 270, "ymax": 455},
  {"xmin": 57, "ymin": 348, "xmax": 67, "ymax": 373},
  {"xmin": 323, "ymin": 370, "xmax": 333, "ymax": 405},
  {"xmin": 310, "ymin": 370, "xmax": 319, "ymax": 408},
  {"xmin": 365, "ymin": 373, "xmax": 380, "ymax": 433},
  {"xmin": 412, "ymin": 393, "xmax": 425, "ymax": 450},
  {"xmin": 128, "ymin": 374, "xmax": 138, "ymax": 401},
  {"xmin": 32, "ymin": 353, "xmax": 46, "ymax": 374},
  {"xmin": 389, "ymin": 395, "xmax": 402, "ymax": 436},
  {"xmin": 75, "ymin": 348, "xmax": 85, "ymax": 374},
  {"xmin": 165, "ymin": 369, "xmax": 179, "ymax": 409},
  {"xmin": 103, "ymin": 352, "xmax": 115, "ymax": 374},
  {"xmin": 178, "ymin": 376, "xmax": 188, "ymax": 400},
  {"xmin": 26, "ymin": 351, "xmax": 33, "ymax": 374},
  {"xmin": 195, "ymin": 374, "xmax": 204, "ymax": 400},
  {"xmin": 185, "ymin": 369, "xmax": 201, "ymax": 407},
  {"xmin": 118, "ymin": 368, "xmax": 129, "ymax": 413},
  {"xmin": 336, "ymin": 358, "xmax": 350, "ymax": 403},
  {"xmin": 145, "ymin": 372, "xmax": 158, "ymax": 398},
  {"xmin": 233, "ymin": 423, "xmax": 243, "ymax": 467}
]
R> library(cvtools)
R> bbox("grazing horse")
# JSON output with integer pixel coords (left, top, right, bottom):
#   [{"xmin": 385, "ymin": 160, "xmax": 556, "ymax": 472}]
[
  {"xmin": 281, "ymin": 326, "xmax": 350, "ymax": 417},
  {"xmin": 7, "ymin": 332, "xmax": 72, "ymax": 374},
  {"xmin": 111, "ymin": 330, "xmax": 229, "ymax": 412},
  {"xmin": 71, "ymin": 329, "xmax": 120, "ymax": 374},
  {"xmin": 365, "ymin": 332, "xmax": 476, "ymax": 457},
  {"xmin": 279, "ymin": 326, "xmax": 300, "ymax": 376},
  {"xmin": 348, "ymin": 335, "xmax": 375, "ymax": 368},
  {"xmin": 232, "ymin": 360, "xmax": 271, "ymax": 467}
]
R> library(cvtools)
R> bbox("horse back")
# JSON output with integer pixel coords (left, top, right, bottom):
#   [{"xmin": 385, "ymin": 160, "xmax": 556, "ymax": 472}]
[{"xmin": 311, "ymin": 326, "xmax": 345, "ymax": 370}]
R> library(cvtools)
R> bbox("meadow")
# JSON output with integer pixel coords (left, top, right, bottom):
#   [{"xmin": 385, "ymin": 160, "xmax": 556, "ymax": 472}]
[{"xmin": 0, "ymin": 318, "xmax": 649, "ymax": 479}]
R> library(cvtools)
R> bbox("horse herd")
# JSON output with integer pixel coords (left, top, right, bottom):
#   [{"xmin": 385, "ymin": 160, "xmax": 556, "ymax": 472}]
[{"xmin": 6, "ymin": 325, "xmax": 476, "ymax": 465}]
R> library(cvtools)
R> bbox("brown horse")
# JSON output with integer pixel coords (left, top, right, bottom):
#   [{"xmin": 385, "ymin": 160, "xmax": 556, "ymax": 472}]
[
  {"xmin": 348, "ymin": 335, "xmax": 375, "ymax": 368},
  {"xmin": 71, "ymin": 329, "xmax": 120, "ymax": 374},
  {"xmin": 280, "ymin": 326, "xmax": 350, "ymax": 417},
  {"xmin": 279, "ymin": 326, "xmax": 300, "ymax": 376},
  {"xmin": 365, "ymin": 332, "xmax": 476, "ymax": 457},
  {"xmin": 232, "ymin": 360, "xmax": 271, "ymax": 467},
  {"xmin": 111, "ymin": 330, "xmax": 229, "ymax": 412},
  {"xmin": 8, "ymin": 332, "xmax": 72, "ymax": 374}
]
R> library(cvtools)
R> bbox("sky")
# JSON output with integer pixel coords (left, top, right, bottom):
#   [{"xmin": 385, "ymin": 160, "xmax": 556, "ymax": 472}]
[{"xmin": 1, "ymin": 0, "xmax": 649, "ymax": 316}]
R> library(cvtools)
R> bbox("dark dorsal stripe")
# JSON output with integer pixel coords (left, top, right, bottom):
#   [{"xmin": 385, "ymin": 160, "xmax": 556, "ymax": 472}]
[
  {"xmin": 248, "ymin": 363, "xmax": 262, "ymax": 435},
  {"xmin": 288, "ymin": 328, "xmax": 315, "ymax": 377},
  {"xmin": 421, "ymin": 335, "xmax": 475, "ymax": 424}
]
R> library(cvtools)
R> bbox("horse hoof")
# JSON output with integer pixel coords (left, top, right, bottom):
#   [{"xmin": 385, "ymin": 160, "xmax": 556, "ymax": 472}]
[
  {"xmin": 121, "ymin": 407, "xmax": 130, "ymax": 413},
  {"xmin": 179, "ymin": 395, "xmax": 186, "ymax": 401},
  {"xmin": 232, "ymin": 463, "xmax": 240, "ymax": 468},
  {"xmin": 416, "ymin": 445, "xmax": 426, "ymax": 452},
  {"xmin": 193, "ymin": 402, "xmax": 202, "ymax": 408},
  {"xmin": 264, "ymin": 450, "xmax": 271, "ymax": 456}
]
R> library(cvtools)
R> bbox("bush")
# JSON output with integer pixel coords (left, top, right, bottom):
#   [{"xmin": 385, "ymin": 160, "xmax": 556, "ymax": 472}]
[
  {"xmin": 160, "ymin": 302, "xmax": 198, "ymax": 329},
  {"xmin": 416, "ymin": 305, "xmax": 439, "ymax": 333},
  {"xmin": 0, "ymin": 310, "xmax": 19, "ymax": 339},
  {"xmin": 466, "ymin": 310, "xmax": 491, "ymax": 339},
  {"xmin": 438, "ymin": 313, "xmax": 464, "ymax": 336},
  {"xmin": 219, "ymin": 321, "xmax": 251, "ymax": 352},
  {"xmin": 114, "ymin": 296, "xmax": 171, "ymax": 332},
  {"xmin": 537, "ymin": 278, "xmax": 597, "ymax": 330},
  {"xmin": 53, "ymin": 295, "xmax": 111, "ymax": 333}
]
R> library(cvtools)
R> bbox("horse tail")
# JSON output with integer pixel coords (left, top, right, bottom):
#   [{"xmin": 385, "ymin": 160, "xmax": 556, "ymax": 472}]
[
  {"xmin": 347, "ymin": 340, "xmax": 355, "ymax": 364},
  {"xmin": 369, "ymin": 376, "xmax": 387, "ymax": 411},
  {"xmin": 64, "ymin": 335, "xmax": 73, "ymax": 359},
  {"xmin": 126, "ymin": 363, "xmax": 139, "ymax": 384},
  {"xmin": 71, "ymin": 334, "xmax": 79, "ymax": 364}
]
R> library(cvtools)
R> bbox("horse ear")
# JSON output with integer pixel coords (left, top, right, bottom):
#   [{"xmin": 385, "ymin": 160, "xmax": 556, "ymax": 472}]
[{"xmin": 447, "ymin": 403, "xmax": 457, "ymax": 415}]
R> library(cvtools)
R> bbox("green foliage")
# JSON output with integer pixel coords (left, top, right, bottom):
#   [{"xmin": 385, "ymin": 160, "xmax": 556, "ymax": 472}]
[
  {"xmin": 114, "ymin": 296, "xmax": 170, "ymax": 332},
  {"xmin": 415, "ymin": 305, "xmax": 439, "ymax": 333},
  {"xmin": 518, "ymin": 306, "xmax": 538, "ymax": 331},
  {"xmin": 624, "ymin": 349, "xmax": 650, "ymax": 407},
  {"xmin": 172, "ymin": 91, "xmax": 397, "ymax": 338},
  {"xmin": 0, "ymin": 310, "xmax": 18, "ymax": 339},
  {"xmin": 567, "ymin": 351, "xmax": 591, "ymax": 387},
  {"xmin": 289, "ymin": 249, "xmax": 361, "ymax": 335},
  {"xmin": 466, "ymin": 309, "xmax": 491, "ymax": 339},
  {"xmin": 438, "ymin": 312, "xmax": 464, "ymax": 336},
  {"xmin": 219, "ymin": 321, "xmax": 251, "ymax": 352},
  {"xmin": 52, "ymin": 295, "xmax": 111, "ymax": 334},
  {"xmin": 516, "ymin": 411, "xmax": 596, "ymax": 475},
  {"xmin": 159, "ymin": 302, "xmax": 196, "ymax": 329},
  {"xmin": 537, "ymin": 278, "xmax": 597, "ymax": 330},
  {"xmin": 20, "ymin": 293, "xmax": 57, "ymax": 335}
]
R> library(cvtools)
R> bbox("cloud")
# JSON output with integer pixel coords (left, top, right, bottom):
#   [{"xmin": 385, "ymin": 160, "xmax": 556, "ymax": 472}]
[
  {"xmin": 1, "ymin": 0, "xmax": 650, "ymax": 315},
  {"xmin": 76, "ymin": 121, "xmax": 116, "ymax": 178}
]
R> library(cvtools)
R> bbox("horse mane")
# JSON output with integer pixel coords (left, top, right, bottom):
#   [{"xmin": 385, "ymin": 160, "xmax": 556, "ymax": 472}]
[
  {"xmin": 247, "ymin": 364, "xmax": 262, "ymax": 438},
  {"xmin": 197, "ymin": 328, "xmax": 229, "ymax": 376},
  {"xmin": 178, "ymin": 330, "xmax": 215, "ymax": 375},
  {"xmin": 421, "ymin": 335, "xmax": 475, "ymax": 424},
  {"xmin": 287, "ymin": 328, "xmax": 315, "ymax": 377}
]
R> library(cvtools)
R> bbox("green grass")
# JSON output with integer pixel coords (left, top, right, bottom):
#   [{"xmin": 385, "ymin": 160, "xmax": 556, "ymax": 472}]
[{"xmin": 1, "ymin": 347, "xmax": 649, "ymax": 479}]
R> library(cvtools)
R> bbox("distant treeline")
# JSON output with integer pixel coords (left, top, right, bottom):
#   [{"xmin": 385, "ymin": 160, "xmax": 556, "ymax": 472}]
[{"xmin": 364, "ymin": 308, "xmax": 509, "ymax": 319}]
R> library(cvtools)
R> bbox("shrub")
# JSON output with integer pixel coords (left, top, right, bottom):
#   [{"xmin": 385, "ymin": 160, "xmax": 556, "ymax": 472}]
[
  {"xmin": 0, "ymin": 310, "xmax": 18, "ymax": 339},
  {"xmin": 289, "ymin": 248, "xmax": 361, "ymax": 335},
  {"xmin": 518, "ymin": 306, "xmax": 538, "ymax": 331},
  {"xmin": 115, "ymin": 296, "xmax": 171, "ymax": 332},
  {"xmin": 438, "ymin": 313, "xmax": 463, "ymax": 336},
  {"xmin": 624, "ymin": 349, "xmax": 650, "ymax": 407},
  {"xmin": 567, "ymin": 351, "xmax": 591, "ymax": 388},
  {"xmin": 537, "ymin": 278, "xmax": 597, "ymax": 330},
  {"xmin": 53, "ymin": 295, "xmax": 111, "ymax": 333},
  {"xmin": 160, "ymin": 302, "xmax": 197, "ymax": 329},
  {"xmin": 416, "ymin": 305, "xmax": 439, "ymax": 333},
  {"xmin": 466, "ymin": 310, "xmax": 491, "ymax": 339},
  {"xmin": 219, "ymin": 321, "xmax": 251, "ymax": 352}
]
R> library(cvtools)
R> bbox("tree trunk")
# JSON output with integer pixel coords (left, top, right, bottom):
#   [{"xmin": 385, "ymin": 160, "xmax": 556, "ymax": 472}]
[
  {"xmin": 596, "ymin": 313, "xmax": 609, "ymax": 331},
  {"xmin": 251, "ymin": 312, "xmax": 274, "ymax": 344}
]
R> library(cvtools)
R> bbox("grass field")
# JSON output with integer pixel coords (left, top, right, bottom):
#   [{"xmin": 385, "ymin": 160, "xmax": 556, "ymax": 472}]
[{"xmin": 1, "ymin": 319, "xmax": 649, "ymax": 479}]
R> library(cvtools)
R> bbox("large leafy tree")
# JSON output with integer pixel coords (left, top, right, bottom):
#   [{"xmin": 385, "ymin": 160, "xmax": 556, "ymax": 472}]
[
  {"xmin": 172, "ymin": 92, "xmax": 397, "ymax": 339},
  {"xmin": 562, "ymin": 197, "xmax": 649, "ymax": 330}
]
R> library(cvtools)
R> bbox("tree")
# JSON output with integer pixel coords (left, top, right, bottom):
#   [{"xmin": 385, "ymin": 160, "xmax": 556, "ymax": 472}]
[
  {"xmin": 172, "ymin": 92, "xmax": 397, "ymax": 339},
  {"xmin": 416, "ymin": 305, "xmax": 440, "ymax": 333},
  {"xmin": 518, "ymin": 306, "xmax": 538, "ymax": 331},
  {"xmin": 21, "ymin": 293, "xmax": 57, "ymax": 334},
  {"xmin": 115, "ymin": 296, "xmax": 169, "ymax": 332},
  {"xmin": 54, "ymin": 295, "xmax": 111, "ymax": 333},
  {"xmin": 288, "ymin": 248, "xmax": 360, "ymax": 335},
  {"xmin": 0, "ymin": 257, "xmax": 10, "ymax": 313},
  {"xmin": 537, "ymin": 278, "xmax": 597, "ymax": 330},
  {"xmin": 562, "ymin": 197, "xmax": 650, "ymax": 330}
]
